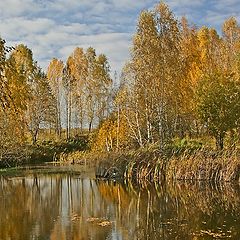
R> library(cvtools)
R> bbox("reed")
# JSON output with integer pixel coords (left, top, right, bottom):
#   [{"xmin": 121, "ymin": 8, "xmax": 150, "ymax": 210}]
[
  {"xmin": 124, "ymin": 148, "xmax": 240, "ymax": 183},
  {"xmin": 58, "ymin": 139, "xmax": 240, "ymax": 183}
]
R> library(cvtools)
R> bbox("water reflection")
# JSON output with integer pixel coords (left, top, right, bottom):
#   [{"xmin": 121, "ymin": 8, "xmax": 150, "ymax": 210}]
[{"xmin": 0, "ymin": 168, "xmax": 240, "ymax": 239}]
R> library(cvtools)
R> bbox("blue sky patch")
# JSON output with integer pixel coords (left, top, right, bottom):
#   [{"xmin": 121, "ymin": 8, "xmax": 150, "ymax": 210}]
[{"xmin": 0, "ymin": 0, "xmax": 239, "ymax": 73}]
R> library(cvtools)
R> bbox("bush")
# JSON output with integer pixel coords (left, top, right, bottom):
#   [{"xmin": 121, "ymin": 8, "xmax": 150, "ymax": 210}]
[{"xmin": 168, "ymin": 137, "xmax": 203, "ymax": 155}]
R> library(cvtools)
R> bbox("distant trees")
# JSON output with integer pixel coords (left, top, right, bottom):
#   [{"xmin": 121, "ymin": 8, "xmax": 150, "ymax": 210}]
[
  {"xmin": 47, "ymin": 47, "xmax": 113, "ymax": 139},
  {"xmin": 0, "ymin": 37, "xmax": 114, "ymax": 161}
]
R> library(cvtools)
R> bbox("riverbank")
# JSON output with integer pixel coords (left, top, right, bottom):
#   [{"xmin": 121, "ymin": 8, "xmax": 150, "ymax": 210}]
[
  {"xmin": 0, "ymin": 136, "xmax": 89, "ymax": 168},
  {"xmin": 124, "ymin": 148, "xmax": 240, "ymax": 182},
  {"xmin": 2, "ymin": 138, "xmax": 240, "ymax": 183},
  {"xmin": 59, "ymin": 143, "xmax": 240, "ymax": 183}
]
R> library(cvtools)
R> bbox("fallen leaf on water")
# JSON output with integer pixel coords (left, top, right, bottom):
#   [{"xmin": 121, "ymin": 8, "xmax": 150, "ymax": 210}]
[
  {"xmin": 97, "ymin": 221, "xmax": 112, "ymax": 227},
  {"xmin": 71, "ymin": 214, "xmax": 81, "ymax": 221},
  {"xmin": 87, "ymin": 217, "xmax": 112, "ymax": 227},
  {"xmin": 87, "ymin": 217, "xmax": 100, "ymax": 223}
]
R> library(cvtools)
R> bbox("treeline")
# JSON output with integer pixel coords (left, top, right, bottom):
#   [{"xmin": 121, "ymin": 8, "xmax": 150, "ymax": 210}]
[
  {"xmin": 94, "ymin": 2, "xmax": 240, "ymax": 152},
  {"xmin": 47, "ymin": 47, "xmax": 112, "ymax": 139},
  {"xmin": 0, "ymin": 40, "xmax": 112, "ymax": 162},
  {"xmin": 0, "ymin": 2, "xmax": 240, "ymax": 164}
]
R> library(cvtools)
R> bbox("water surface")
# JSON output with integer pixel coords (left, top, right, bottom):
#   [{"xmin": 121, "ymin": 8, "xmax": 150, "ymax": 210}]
[{"xmin": 0, "ymin": 165, "xmax": 240, "ymax": 239}]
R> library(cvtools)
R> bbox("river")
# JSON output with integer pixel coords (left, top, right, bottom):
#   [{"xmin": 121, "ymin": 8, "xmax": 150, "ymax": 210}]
[{"xmin": 0, "ymin": 165, "xmax": 240, "ymax": 239}]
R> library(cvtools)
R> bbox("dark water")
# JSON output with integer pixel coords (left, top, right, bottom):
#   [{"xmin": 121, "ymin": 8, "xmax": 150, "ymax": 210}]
[{"xmin": 0, "ymin": 165, "xmax": 240, "ymax": 240}]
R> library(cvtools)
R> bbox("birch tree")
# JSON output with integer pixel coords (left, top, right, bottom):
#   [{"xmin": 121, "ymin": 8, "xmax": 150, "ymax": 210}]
[{"xmin": 47, "ymin": 58, "xmax": 64, "ymax": 137}]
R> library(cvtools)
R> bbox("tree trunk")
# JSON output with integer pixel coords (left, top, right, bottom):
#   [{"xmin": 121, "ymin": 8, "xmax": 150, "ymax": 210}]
[
  {"xmin": 66, "ymin": 95, "xmax": 69, "ymax": 140},
  {"xmin": 116, "ymin": 106, "xmax": 120, "ymax": 151},
  {"xmin": 69, "ymin": 91, "xmax": 72, "ymax": 139},
  {"xmin": 135, "ymin": 110, "xmax": 143, "ymax": 147},
  {"xmin": 229, "ymin": 129, "xmax": 236, "ymax": 149},
  {"xmin": 57, "ymin": 103, "xmax": 62, "ymax": 138},
  {"xmin": 32, "ymin": 130, "xmax": 38, "ymax": 145},
  {"xmin": 66, "ymin": 90, "xmax": 71, "ymax": 140},
  {"xmin": 88, "ymin": 119, "xmax": 93, "ymax": 134},
  {"xmin": 216, "ymin": 132, "xmax": 224, "ymax": 150}
]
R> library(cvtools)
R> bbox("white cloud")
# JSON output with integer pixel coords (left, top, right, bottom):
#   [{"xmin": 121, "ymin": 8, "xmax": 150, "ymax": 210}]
[
  {"xmin": 0, "ymin": 0, "xmax": 239, "ymax": 75},
  {"xmin": 0, "ymin": 18, "xmax": 55, "ymax": 39},
  {"xmin": 44, "ymin": 32, "xmax": 131, "ymax": 73},
  {"xmin": 0, "ymin": 0, "xmax": 37, "ymax": 17},
  {"xmin": 204, "ymin": 11, "xmax": 231, "ymax": 27},
  {"xmin": 166, "ymin": 0, "xmax": 206, "ymax": 8}
]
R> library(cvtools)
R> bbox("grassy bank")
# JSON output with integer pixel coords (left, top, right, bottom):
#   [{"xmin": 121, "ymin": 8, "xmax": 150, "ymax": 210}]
[
  {"xmin": 58, "ymin": 138, "xmax": 240, "ymax": 183},
  {"xmin": 0, "ymin": 135, "xmax": 89, "ymax": 168},
  {"xmin": 2, "ymin": 134, "xmax": 240, "ymax": 184}
]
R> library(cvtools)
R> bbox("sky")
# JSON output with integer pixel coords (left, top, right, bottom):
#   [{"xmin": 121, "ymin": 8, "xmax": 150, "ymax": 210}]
[{"xmin": 0, "ymin": 0, "xmax": 239, "ymax": 74}]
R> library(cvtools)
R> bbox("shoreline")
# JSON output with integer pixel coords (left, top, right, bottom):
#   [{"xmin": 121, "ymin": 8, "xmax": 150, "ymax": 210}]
[
  {"xmin": 1, "ymin": 146, "xmax": 240, "ymax": 184},
  {"xmin": 88, "ymin": 149, "xmax": 240, "ymax": 183}
]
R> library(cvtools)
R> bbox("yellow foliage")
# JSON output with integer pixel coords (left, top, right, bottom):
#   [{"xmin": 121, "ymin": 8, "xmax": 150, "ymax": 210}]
[{"xmin": 93, "ymin": 112, "xmax": 129, "ymax": 152}]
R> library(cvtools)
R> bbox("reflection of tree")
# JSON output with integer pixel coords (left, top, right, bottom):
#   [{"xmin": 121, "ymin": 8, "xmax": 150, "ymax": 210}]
[
  {"xmin": 1, "ymin": 174, "xmax": 240, "ymax": 239},
  {"xmin": 0, "ymin": 174, "xmax": 112, "ymax": 240},
  {"xmin": 97, "ymin": 180, "xmax": 240, "ymax": 240},
  {"xmin": 0, "ymin": 175, "xmax": 61, "ymax": 240}
]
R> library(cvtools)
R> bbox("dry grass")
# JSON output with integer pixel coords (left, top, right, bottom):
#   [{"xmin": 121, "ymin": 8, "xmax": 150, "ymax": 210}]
[
  {"xmin": 57, "ymin": 141, "xmax": 240, "ymax": 183},
  {"xmin": 124, "ymin": 148, "xmax": 240, "ymax": 183}
]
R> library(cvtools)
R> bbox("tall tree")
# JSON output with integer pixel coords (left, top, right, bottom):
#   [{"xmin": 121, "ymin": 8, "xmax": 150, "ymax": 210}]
[
  {"xmin": 62, "ymin": 57, "xmax": 76, "ymax": 139},
  {"xmin": 0, "ymin": 39, "xmax": 27, "ymax": 160},
  {"xmin": 10, "ymin": 45, "xmax": 56, "ymax": 144},
  {"xmin": 68, "ymin": 47, "xmax": 88, "ymax": 134},
  {"xmin": 125, "ymin": 2, "xmax": 185, "ymax": 147},
  {"xmin": 85, "ymin": 47, "xmax": 97, "ymax": 133},
  {"xmin": 94, "ymin": 54, "xmax": 112, "ymax": 124},
  {"xmin": 26, "ymin": 69, "xmax": 56, "ymax": 144},
  {"xmin": 197, "ymin": 72, "xmax": 240, "ymax": 150},
  {"xmin": 47, "ymin": 58, "xmax": 64, "ymax": 137}
]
